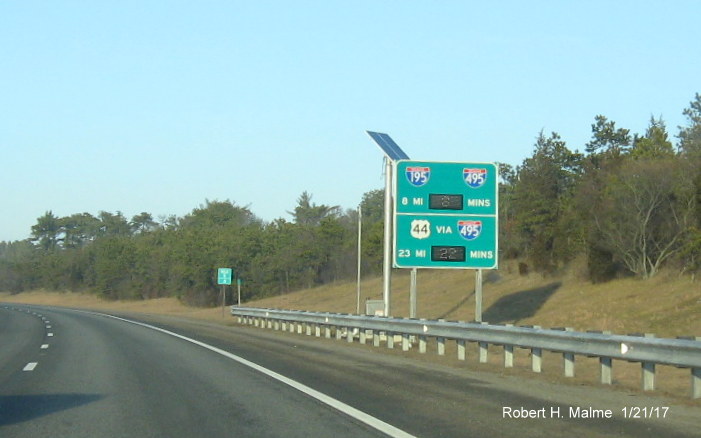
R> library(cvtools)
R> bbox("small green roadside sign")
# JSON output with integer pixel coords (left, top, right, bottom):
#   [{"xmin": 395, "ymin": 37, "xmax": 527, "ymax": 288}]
[{"xmin": 217, "ymin": 268, "xmax": 233, "ymax": 285}]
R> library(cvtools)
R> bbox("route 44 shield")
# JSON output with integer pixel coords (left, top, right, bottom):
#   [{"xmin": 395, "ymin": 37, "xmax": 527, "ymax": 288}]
[{"xmin": 410, "ymin": 219, "xmax": 431, "ymax": 239}]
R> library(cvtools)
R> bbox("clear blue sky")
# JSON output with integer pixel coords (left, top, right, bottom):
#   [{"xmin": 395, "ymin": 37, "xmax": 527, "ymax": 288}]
[{"xmin": 2, "ymin": 1, "xmax": 700, "ymax": 242}]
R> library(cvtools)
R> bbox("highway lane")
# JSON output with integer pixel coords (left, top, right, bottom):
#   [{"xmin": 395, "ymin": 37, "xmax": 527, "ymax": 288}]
[
  {"xmin": 0, "ymin": 307, "xmax": 49, "ymax": 384},
  {"xmin": 138, "ymin": 314, "xmax": 701, "ymax": 438},
  {"xmin": 0, "ymin": 305, "xmax": 396, "ymax": 438},
  {"xmin": 1, "ymin": 304, "xmax": 699, "ymax": 437}
]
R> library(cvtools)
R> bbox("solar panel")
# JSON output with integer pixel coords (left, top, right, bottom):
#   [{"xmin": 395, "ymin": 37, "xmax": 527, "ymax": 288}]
[{"xmin": 366, "ymin": 131, "xmax": 410, "ymax": 161}]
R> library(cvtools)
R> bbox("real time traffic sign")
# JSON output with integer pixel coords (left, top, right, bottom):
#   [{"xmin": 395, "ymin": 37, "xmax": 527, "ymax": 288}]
[
  {"xmin": 217, "ymin": 268, "xmax": 233, "ymax": 285},
  {"xmin": 394, "ymin": 160, "xmax": 498, "ymax": 269}
]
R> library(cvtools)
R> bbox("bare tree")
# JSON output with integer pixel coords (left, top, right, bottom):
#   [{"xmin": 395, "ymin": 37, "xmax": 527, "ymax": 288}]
[{"xmin": 594, "ymin": 158, "xmax": 695, "ymax": 278}]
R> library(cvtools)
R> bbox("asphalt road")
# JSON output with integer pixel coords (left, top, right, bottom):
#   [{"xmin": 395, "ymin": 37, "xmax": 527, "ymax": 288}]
[{"xmin": 1, "ymin": 304, "xmax": 699, "ymax": 437}]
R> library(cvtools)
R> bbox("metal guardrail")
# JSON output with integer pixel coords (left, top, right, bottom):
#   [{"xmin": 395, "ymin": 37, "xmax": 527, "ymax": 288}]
[{"xmin": 231, "ymin": 306, "xmax": 701, "ymax": 399}]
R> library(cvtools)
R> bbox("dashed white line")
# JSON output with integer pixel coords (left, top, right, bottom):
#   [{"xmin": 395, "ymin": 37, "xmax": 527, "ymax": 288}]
[
  {"xmin": 47, "ymin": 333, "xmax": 54, "ymax": 337},
  {"xmin": 23, "ymin": 362, "xmax": 38, "ymax": 371},
  {"xmin": 41, "ymin": 344, "xmax": 49, "ymax": 349}
]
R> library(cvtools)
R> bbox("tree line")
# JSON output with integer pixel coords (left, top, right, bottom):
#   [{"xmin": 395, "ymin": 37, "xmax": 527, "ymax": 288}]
[
  {"xmin": 1, "ymin": 93, "xmax": 700, "ymax": 304},
  {"xmin": 0, "ymin": 191, "xmax": 385, "ymax": 305}
]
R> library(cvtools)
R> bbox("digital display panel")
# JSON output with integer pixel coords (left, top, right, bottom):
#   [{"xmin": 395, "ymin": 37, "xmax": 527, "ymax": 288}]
[
  {"xmin": 428, "ymin": 194, "xmax": 463, "ymax": 210},
  {"xmin": 431, "ymin": 245, "xmax": 466, "ymax": 262}
]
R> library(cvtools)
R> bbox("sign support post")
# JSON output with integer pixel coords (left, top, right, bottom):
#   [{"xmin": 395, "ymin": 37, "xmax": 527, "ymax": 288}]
[
  {"xmin": 367, "ymin": 131, "xmax": 410, "ymax": 317},
  {"xmin": 382, "ymin": 157, "xmax": 393, "ymax": 317},
  {"xmin": 221, "ymin": 285, "xmax": 226, "ymax": 318},
  {"xmin": 356, "ymin": 205, "xmax": 362, "ymax": 315},
  {"xmin": 475, "ymin": 269, "xmax": 482, "ymax": 322},
  {"xmin": 410, "ymin": 268, "xmax": 417, "ymax": 319}
]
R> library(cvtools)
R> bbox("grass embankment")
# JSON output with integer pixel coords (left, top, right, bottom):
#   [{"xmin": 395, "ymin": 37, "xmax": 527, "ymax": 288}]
[
  {"xmin": 2, "ymin": 259, "xmax": 700, "ymax": 337},
  {"xmin": 247, "ymin": 260, "xmax": 701, "ymax": 338}
]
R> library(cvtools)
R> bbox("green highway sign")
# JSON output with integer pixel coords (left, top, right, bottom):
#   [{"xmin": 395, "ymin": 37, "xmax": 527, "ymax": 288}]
[
  {"xmin": 394, "ymin": 160, "xmax": 498, "ymax": 269},
  {"xmin": 217, "ymin": 268, "xmax": 233, "ymax": 285}
]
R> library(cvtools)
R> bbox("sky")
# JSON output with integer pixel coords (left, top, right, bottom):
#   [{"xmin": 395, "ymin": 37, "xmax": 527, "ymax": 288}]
[{"xmin": 1, "ymin": 1, "xmax": 700, "ymax": 242}]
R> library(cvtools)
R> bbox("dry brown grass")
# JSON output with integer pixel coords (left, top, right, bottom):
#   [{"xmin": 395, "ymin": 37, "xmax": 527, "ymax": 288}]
[{"xmin": 248, "ymin": 260, "xmax": 701, "ymax": 338}]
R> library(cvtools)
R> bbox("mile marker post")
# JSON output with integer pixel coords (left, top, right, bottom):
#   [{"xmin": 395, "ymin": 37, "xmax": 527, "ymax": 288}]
[{"xmin": 221, "ymin": 285, "xmax": 226, "ymax": 317}]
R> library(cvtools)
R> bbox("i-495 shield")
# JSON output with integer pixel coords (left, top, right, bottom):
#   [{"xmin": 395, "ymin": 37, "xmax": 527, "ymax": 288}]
[{"xmin": 458, "ymin": 220, "xmax": 482, "ymax": 240}]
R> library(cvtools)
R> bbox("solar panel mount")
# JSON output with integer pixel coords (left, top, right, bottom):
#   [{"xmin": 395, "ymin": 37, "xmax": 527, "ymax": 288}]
[{"xmin": 366, "ymin": 131, "xmax": 410, "ymax": 161}]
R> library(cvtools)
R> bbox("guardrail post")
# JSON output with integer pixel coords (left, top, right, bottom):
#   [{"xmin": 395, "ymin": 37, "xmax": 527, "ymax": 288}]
[
  {"xmin": 314, "ymin": 324, "xmax": 321, "ymax": 337},
  {"xmin": 532, "ymin": 348, "xmax": 542, "ymax": 373},
  {"xmin": 504, "ymin": 344, "xmax": 514, "ymax": 368},
  {"xmin": 640, "ymin": 333, "xmax": 656, "ymax": 391},
  {"xmin": 479, "ymin": 342, "xmax": 488, "ymax": 363},
  {"xmin": 402, "ymin": 333, "xmax": 410, "ymax": 351},
  {"xmin": 677, "ymin": 336, "xmax": 700, "ymax": 399},
  {"xmin": 373, "ymin": 331, "xmax": 381, "ymax": 347},
  {"xmin": 387, "ymin": 332, "xmax": 395, "ymax": 349},
  {"xmin": 563, "ymin": 328, "xmax": 575, "ymax": 377},
  {"xmin": 306, "ymin": 324, "xmax": 312, "ymax": 336},
  {"xmin": 347, "ymin": 328, "xmax": 355, "ymax": 343},
  {"xmin": 588, "ymin": 330, "xmax": 612, "ymax": 384},
  {"xmin": 437, "ymin": 337, "xmax": 445, "ymax": 356},
  {"xmin": 419, "ymin": 335, "xmax": 427, "ymax": 353},
  {"xmin": 600, "ymin": 357, "xmax": 613, "ymax": 384},
  {"xmin": 336, "ymin": 326, "xmax": 343, "ymax": 340},
  {"xmin": 457, "ymin": 339, "xmax": 466, "ymax": 360},
  {"xmin": 504, "ymin": 324, "xmax": 514, "ymax": 368},
  {"xmin": 530, "ymin": 326, "xmax": 542, "ymax": 373},
  {"xmin": 642, "ymin": 361, "xmax": 656, "ymax": 391}
]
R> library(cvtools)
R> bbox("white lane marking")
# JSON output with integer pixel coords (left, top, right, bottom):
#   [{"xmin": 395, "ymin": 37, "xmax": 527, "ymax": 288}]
[
  {"xmin": 46, "ymin": 325, "xmax": 52, "ymax": 329},
  {"xmin": 47, "ymin": 333, "xmax": 54, "ymax": 337},
  {"xmin": 23, "ymin": 362, "xmax": 38, "ymax": 371},
  {"xmin": 41, "ymin": 344, "xmax": 49, "ymax": 349},
  {"xmin": 85, "ymin": 311, "xmax": 417, "ymax": 438}
]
